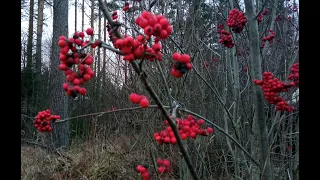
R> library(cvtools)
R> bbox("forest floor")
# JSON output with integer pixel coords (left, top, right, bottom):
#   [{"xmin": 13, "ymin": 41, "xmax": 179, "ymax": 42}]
[{"xmin": 21, "ymin": 137, "xmax": 145, "ymax": 180}]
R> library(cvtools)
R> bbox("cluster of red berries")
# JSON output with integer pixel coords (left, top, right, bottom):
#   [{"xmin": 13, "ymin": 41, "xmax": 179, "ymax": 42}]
[
  {"xmin": 123, "ymin": 2, "xmax": 129, "ymax": 11},
  {"xmin": 135, "ymin": 11, "xmax": 173, "ymax": 39},
  {"xmin": 114, "ymin": 35, "xmax": 163, "ymax": 62},
  {"xmin": 153, "ymin": 115, "xmax": 214, "ymax": 145},
  {"xmin": 288, "ymin": 62, "xmax": 299, "ymax": 86},
  {"xmin": 170, "ymin": 52, "xmax": 192, "ymax": 78},
  {"xmin": 129, "ymin": 93, "xmax": 150, "ymax": 108},
  {"xmin": 157, "ymin": 158, "xmax": 170, "ymax": 174},
  {"xmin": 261, "ymin": 30, "xmax": 275, "ymax": 48},
  {"xmin": 254, "ymin": 72, "xmax": 296, "ymax": 112},
  {"xmin": 275, "ymin": 15, "xmax": 281, "ymax": 21},
  {"xmin": 112, "ymin": 11, "xmax": 118, "ymax": 20},
  {"xmin": 34, "ymin": 109, "xmax": 61, "ymax": 132},
  {"xmin": 58, "ymin": 28, "xmax": 99, "ymax": 97},
  {"xmin": 108, "ymin": 11, "xmax": 174, "ymax": 62},
  {"xmin": 219, "ymin": 29, "xmax": 234, "ymax": 48},
  {"xmin": 136, "ymin": 165, "xmax": 150, "ymax": 180},
  {"xmin": 227, "ymin": 9, "xmax": 247, "ymax": 33},
  {"xmin": 217, "ymin": 24, "xmax": 224, "ymax": 34},
  {"xmin": 258, "ymin": 9, "xmax": 269, "ymax": 23}
]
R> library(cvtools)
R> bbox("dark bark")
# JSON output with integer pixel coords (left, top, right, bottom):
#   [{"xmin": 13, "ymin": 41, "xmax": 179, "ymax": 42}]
[{"xmin": 49, "ymin": 0, "xmax": 69, "ymax": 150}]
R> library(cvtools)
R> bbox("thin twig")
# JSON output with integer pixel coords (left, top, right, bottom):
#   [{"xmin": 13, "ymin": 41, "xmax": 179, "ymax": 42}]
[
  {"xmin": 168, "ymin": 36, "xmax": 239, "ymax": 139},
  {"xmin": 180, "ymin": 108, "xmax": 261, "ymax": 167}
]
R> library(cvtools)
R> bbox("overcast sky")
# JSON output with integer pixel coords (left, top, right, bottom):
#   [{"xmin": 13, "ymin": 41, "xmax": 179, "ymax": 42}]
[{"xmin": 21, "ymin": 1, "xmax": 93, "ymax": 41}]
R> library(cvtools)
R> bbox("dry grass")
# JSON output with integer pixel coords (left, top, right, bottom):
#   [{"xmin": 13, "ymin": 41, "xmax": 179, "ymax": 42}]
[
  {"xmin": 21, "ymin": 136, "xmax": 145, "ymax": 180},
  {"xmin": 21, "ymin": 134, "xmax": 228, "ymax": 180}
]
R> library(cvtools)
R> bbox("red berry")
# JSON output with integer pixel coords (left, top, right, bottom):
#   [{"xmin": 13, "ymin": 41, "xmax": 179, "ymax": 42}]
[
  {"xmin": 164, "ymin": 136, "xmax": 171, "ymax": 143},
  {"xmin": 152, "ymin": 43, "xmax": 161, "ymax": 52},
  {"xmin": 157, "ymin": 158, "xmax": 163, "ymax": 165},
  {"xmin": 58, "ymin": 40, "xmax": 67, "ymax": 47},
  {"xmin": 59, "ymin": 63, "xmax": 68, "ymax": 70},
  {"xmin": 153, "ymin": 23, "xmax": 162, "ymax": 32},
  {"xmin": 139, "ymin": 97, "xmax": 149, "ymax": 108},
  {"xmin": 129, "ymin": 93, "xmax": 142, "ymax": 104},
  {"xmin": 144, "ymin": 26, "xmax": 154, "ymax": 36},
  {"xmin": 86, "ymin": 28, "xmax": 94, "ymax": 35},
  {"xmin": 186, "ymin": 63, "xmax": 192, "ymax": 69},
  {"xmin": 62, "ymin": 83, "xmax": 69, "ymax": 90},
  {"xmin": 79, "ymin": 32, "xmax": 85, "ymax": 38},
  {"xmin": 79, "ymin": 87, "xmax": 87, "ymax": 95},
  {"xmin": 207, "ymin": 127, "xmax": 214, "ymax": 133},
  {"xmin": 172, "ymin": 52, "xmax": 181, "ymax": 61},
  {"xmin": 163, "ymin": 159, "xmax": 170, "ymax": 167},
  {"xmin": 85, "ymin": 57, "xmax": 93, "ymax": 65},
  {"xmin": 158, "ymin": 166, "xmax": 165, "ymax": 173},
  {"xmin": 171, "ymin": 137, "xmax": 177, "ymax": 144},
  {"xmin": 141, "ymin": 172, "xmax": 150, "ymax": 179},
  {"xmin": 197, "ymin": 119, "xmax": 205, "ymax": 125},
  {"xmin": 159, "ymin": 18, "xmax": 169, "ymax": 28},
  {"xmin": 83, "ymin": 74, "xmax": 91, "ymax": 81},
  {"xmin": 73, "ymin": 78, "xmax": 80, "ymax": 85}
]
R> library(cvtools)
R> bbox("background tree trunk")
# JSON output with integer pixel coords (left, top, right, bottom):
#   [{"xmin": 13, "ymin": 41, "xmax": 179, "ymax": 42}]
[
  {"xmin": 244, "ymin": 0, "xmax": 273, "ymax": 179},
  {"xmin": 49, "ymin": 0, "xmax": 70, "ymax": 151}
]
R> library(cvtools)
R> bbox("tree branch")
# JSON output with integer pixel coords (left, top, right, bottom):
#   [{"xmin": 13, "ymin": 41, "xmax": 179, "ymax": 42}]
[
  {"xmin": 97, "ymin": 1, "xmax": 199, "ymax": 179},
  {"xmin": 179, "ymin": 108, "xmax": 261, "ymax": 167}
]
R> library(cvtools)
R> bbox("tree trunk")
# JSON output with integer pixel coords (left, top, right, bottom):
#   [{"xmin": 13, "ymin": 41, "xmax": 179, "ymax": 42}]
[
  {"xmin": 82, "ymin": 0, "xmax": 84, "ymax": 32},
  {"xmin": 26, "ymin": 0, "xmax": 34, "ymax": 74},
  {"xmin": 49, "ymin": 0, "xmax": 69, "ymax": 150},
  {"xmin": 102, "ymin": 16, "xmax": 106, "ymax": 89},
  {"xmin": 23, "ymin": 0, "xmax": 35, "ymax": 110},
  {"xmin": 34, "ymin": 0, "xmax": 45, "ymax": 109},
  {"xmin": 97, "ymin": 5, "xmax": 101, "ymax": 95},
  {"xmin": 35, "ymin": 0, "xmax": 44, "ymax": 74},
  {"xmin": 75, "ymin": 0, "xmax": 77, "ymax": 32},
  {"xmin": 243, "ymin": 0, "xmax": 273, "ymax": 179}
]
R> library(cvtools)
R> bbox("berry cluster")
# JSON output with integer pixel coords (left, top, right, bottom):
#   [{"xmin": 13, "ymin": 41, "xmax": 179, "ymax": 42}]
[
  {"xmin": 58, "ymin": 28, "xmax": 98, "ymax": 97},
  {"xmin": 112, "ymin": 11, "xmax": 118, "ymax": 20},
  {"xmin": 275, "ymin": 15, "xmax": 281, "ymax": 21},
  {"xmin": 157, "ymin": 158, "xmax": 170, "ymax": 174},
  {"xmin": 34, "ymin": 109, "xmax": 61, "ymax": 132},
  {"xmin": 217, "ymin": 24, "xmax": 224, "ymax": 34},
  {"xmin": 108, "ymin": 11, "xmax": 174, "ymax": 62},
  {"xmin": 136, "ymin": 165, "xmax": 150, "ymax": 180},
  {"xmin": 288, "ymin": 62, "xmax": 299, "ymax": 86},
  {"xmin": 261, "ymin": 30, "xmax": 275, "ymax": 49},
  {"xmin": 153, "ymin": 115, "xmax": 214, "ymax": 145},
  {"xmin": 254, "ymin": 72, "xmax": 296, "ymax": 112},
  {"xmin": 170, "ymin": 52, "xmax": 192, "ymax": 78},
  {"xmin": 135, "ymin": 11, "xmax": 173, "ymax": 39},
  {"xmin": 219, "ymin": 29, "xmax": 234, "ymax": 48},
  {"xmin": 257, "ymin": 9, "xmax": 269, "ymax": 23},
  {"xmin": 114, "ymin": 35, "xmax": 162, "ymax": 62},
  {"xmin": 227, "ymin": 9, "xmax": 247, "ymax": 33},
  {"xmin": 129, "ymin": 93, "xmax": 150, "ymax": 108},
  {"xmin": 123, "ymin": 2, "xmax": 129, "ymax": 11}
]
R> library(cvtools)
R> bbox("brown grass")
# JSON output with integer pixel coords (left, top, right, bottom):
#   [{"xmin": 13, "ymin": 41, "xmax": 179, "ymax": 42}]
[{"xmin": 21, "ymin": 136, "xmax": 145, "ymax": 180}]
